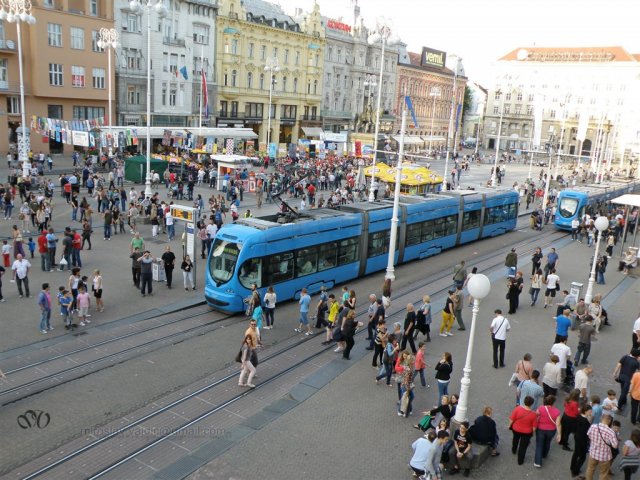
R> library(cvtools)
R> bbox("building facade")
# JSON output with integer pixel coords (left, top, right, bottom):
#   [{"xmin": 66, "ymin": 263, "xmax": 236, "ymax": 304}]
[
  {"xmin": 461, "ymin": 82, "xmax": 487, "ymax": 147},
  {"xmin": 115, "ymin": 0, "xmax": 218, "ymax": 129},
  {"xmin": 0, "ymin": 0, "xmax": 114, "ymax": 155},
  {"xmin": 482, "ymin": 46, "xmax": 640, "ymax": 165},
  {"xmin": 215, "ymin": 0, "xmax": 324, "ymax": 149},
  {"xmin": 393, "ymin": 47, "xmax": 467, "ymax": 154}
]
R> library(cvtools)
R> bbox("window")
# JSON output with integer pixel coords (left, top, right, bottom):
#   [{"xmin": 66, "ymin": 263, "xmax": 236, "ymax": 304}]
[
  {"xmin": 91, "ymin": 30, "xmax": 104, "ymax": 52},
  {"xmin": 261, "ymin": 45, "xmax": 266, "ymax": 60},
  {"xmin": 49, "ymin": 63, "xmax": 63, "ymax": 86},
  {"xmin": 92, "ymin": 68, "xmax": 105, "ymax": 89},
  {"xmin": 48, "ymin": 23, "xmax": 62, "ymax": 47},
  {"xmin": 281, "ymin": 105, "xmax": 296, "ymax": 119},
  {"xmin": 259, "ymin": 73, "xmax": 265, "ymax": 90},
  {"xmin": 72, "ymin": 106, "xmax": 104, "ymax": 120},
  {"xmin": 313, "ymin": 79, "xmax": 318, "ymax": 94},
  {"xmin": 231, "ymin": 69, "xmax": 237, "ymax": 87},
  {"xmin": 318, "ymin": 243, "xmax": 337, "ymax": 271},
  {"xmin": 272, "ymin": 47, "xmax": 278, "ymax": 59},
  {"xmin": 494, "ymin": 91, "xmax": 501, "ymax": 100},
  {"xmin": 125, "ymin": 49, "xmax": 141, "ymax": 70},
  {"xmin": 127, "ymin": 85, "xmax": 141, "ymax": 104},
  {"xmin": 311, "ymin": 106, "xmax": 317, "ymax": 120},
  {"xmin": 239, "ymin": 258, "xmax": 262, "ymax": 288},
  {"xmin": 89, "ymin": 0, "xmax": 98, "ymax": 16},
  {"xmin": 248, "ymin": 42, "xmax": 254, "ymax": 58},
  {"xmin": 48, "ymin": 105, "xmax": 63, "ymax": 118},
  {"xmin": 295, "ymin": 50, "xmax": 300, "ymax": 65},
  {"xmin": 484, "ymin": 204, "xmax": 517, "ymax": 225},
  {"xmin": 262, "ymin": 252, "xmax": 294, "ymax": 284},
  {"xmin": 505, "ymin": 92, "xmax": 511, "ymax": 101},
  {"xmin": 295, "ymin": 246, "xmax": 318, "ymax": 277},
  {"xmin": 246, "ymin": 103, "xmax": 263, "ymax": 118},
  {"xmin": 0, "ymin": 58, "xmax": 6, "ymax": 88},
  {"xmin": 368, "ymin": 230, "xmax": 391, "ymax": 257},
  {"xmin": 220, "ymin": 100, "xmax": 228, "ymax": 117},
  {"xmin": 7, "ymin": 96, "xmax": 20, "ymax": 114},
  {"xmin": 161, "ymin": 83, "xmax": 167, "ymax": 105},
  {"xmin": 526, "ymin": 105, "xmax": 534, "ymax": 116},
  {"xmin": 169, "ymin": 84, "xmax": 177, "ymax": 106},
  {"xmin": 282, "ymin": 76, "xmax": 287, "ymax": 92},
  {"xmin": 462, "ymin": 210, "xmax": 480, "ymax": 231},
  {"xmin": 515, "ymin": 105, "xmax": 522, "ymax": 115},
  {"xmin": 406, "ymin": 223, "xmax": 422, "ymax": 246},
  {"xmin": 43, "ymin": 0, "xmax": 54, "ymax": 6},
  {"xmin": 70, "ymin": 27, "xmax": 84, "ymax": 49},
  {"xmin": 327, "ymin": 47, "xmax": 332, "ymax": 61},
  {"xmin": 337, "ymin": 238, "xmax": 359, "ymax": 265},
  {"xmin": 231, "ymin": 39, "xmax": 238, "ymax": 54},
  {"xmin": 284, "ymin": 49, "xmax": 289, "ymax": 64},
  {"xmin": 247, "ymin": 72, "xmax": 253, "ymax": 89},
  {"xmin": 169, "ymin": 53, "xmax": 178, "ymax": 74},
  {"xmin": 230, "ymin": 101, "xmax": 238, "ymax": 117},
  {"xmin": 557, "ymin": 198, "xmax": 579, "ymax": 219},
  {"xmin": 337, "ymin": 49, "xmax": 342, "ymax": 63},
  {"xmin": 124, "ymin": 14, "xmax": 141, "ymax": 33},
  {"xmin": 209, "ymin": 240, "xmax": 240, "ymax": 285}
]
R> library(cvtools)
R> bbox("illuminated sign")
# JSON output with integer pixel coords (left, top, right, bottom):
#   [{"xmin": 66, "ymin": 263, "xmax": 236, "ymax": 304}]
[
  {"xmin": 421, "ymin": 47, "xmax": 446, "ymax": 69},
  {"xmin": 170, "ymin": 205, "xmax": 196, "ymax": 222},
  {"xmin": 327, "ymin": 19, "xmax": 351, "ymax": 33}
]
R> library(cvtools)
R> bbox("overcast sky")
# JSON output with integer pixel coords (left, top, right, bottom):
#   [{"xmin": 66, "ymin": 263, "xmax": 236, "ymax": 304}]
[{"xmin": 283, "ymin": 0, "xmax": 640, "ymax": 86}]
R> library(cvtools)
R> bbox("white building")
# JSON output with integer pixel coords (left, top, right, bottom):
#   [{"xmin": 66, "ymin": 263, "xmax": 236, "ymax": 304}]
[
  {"xmin": 115, "ymin": 0, "xmax": 218, "ymax": 128},
  {"xmin": 461, "ymin": 82, "xmax": 487, "ymax": 147},
  {"xmin": 483, "ymin": 46, "xmax": 640, "ymax": 166}
]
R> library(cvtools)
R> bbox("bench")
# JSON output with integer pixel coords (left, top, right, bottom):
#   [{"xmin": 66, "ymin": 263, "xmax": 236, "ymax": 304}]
[{"xmin": 444, "ymin": 443, "xmax": 493, "ymax": 472}]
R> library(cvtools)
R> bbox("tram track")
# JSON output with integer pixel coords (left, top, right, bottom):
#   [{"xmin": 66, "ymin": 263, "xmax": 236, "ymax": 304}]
[{"xmin": 12, "ymin": 223, "xmax": 569, "ymax": 479}]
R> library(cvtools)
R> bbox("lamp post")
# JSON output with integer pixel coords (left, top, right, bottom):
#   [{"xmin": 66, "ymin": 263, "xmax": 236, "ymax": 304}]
[
  {"xmin": 0, "ymin": 1, "xmax": 36, "ymax": 178},
  {"xmin": 264, "ymin": 56, "xmax": 279, "ymax": 157},
  {"xmin": 385, "ymin": 96, "xmax": 407, "ymax": 281},
  {"xmin": 490, "ymin": 89, "xmax": 505, "ymax": 187},
  {"xmin": 584, "ymin": 216, "xmax": 610, "ymax": 305},
  {"xmin": 554, "ymin": 97, "xmax": 570, "ymax": 180},
  {"xmin": 367, "ymin": 20, "xmax": 397, "ymax": 202},
  {"xmin": 97, "ymin": 28, "xmax": 118, "ymax": 159},
  {"xmin": 453, "ymin": 273, "xmax": 491, "ymax": 424},
  {"xmin": 428, "ymin": 86, "xmax": 441, "ymax": 154},
  {"xmin": 474, "ymin": 102, "xmax": 484, "ymax": 158},
  {"xmin": 540, "ymin": 132, "xmax": 555, "ymax": 220},
  {"xmin": 444, "ymin": 56, "xmax": 461, "ymax": 186},
  {"xmin": 129, "ymin": 0, "xmax": 168, "ymax": 199}
]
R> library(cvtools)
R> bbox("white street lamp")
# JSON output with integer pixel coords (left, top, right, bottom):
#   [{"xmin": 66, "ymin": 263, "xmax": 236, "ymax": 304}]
[
  {"xmin": 584, "ymin": 216, "xmax": 610, "ymax": 305},
  {"xmin": 97, "ymin": 28, "xmax": 118, "ymax": 159},
  {"xmin": 0, "ymin": 0, "xmax": 36, "ymax": 178},
  {"xmin": 428, "ymin": 86, "xmax": 441, "ymax": 154},
  {"xmin": 490, "ymin": 89, "xmax": 505, "ymax": 187},
  {"xmin": 554, "ymin": 96, "xmax": 570, "ymax": 180},
  {"xmin": 264, "ymin": 57, "xmax": 279, "ymax": 157},
  {"xmin": 367, "ymin": 20, "xmax": 398, "ymax": 202},
  {"xmin": 453, "ymin": 273, "xmax": 491, "ymax": 424},
  {"xmin": 385, "ymin": 95, "xmax": 407, "ymax": 281},
  {"xmin": 129, "ymin": 0, "xmax": 168, "ymax": 199},
  {"xmin": 444, "ymin": 56, "xmax": 461, "ymax": 187}
]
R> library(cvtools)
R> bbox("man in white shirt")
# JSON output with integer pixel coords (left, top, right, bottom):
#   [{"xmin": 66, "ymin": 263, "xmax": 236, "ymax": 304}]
[
  {"xmin": 11, "ymin": 253, "xmax": 31, "ymax": 298},
  {"xmin": 633, "ymin": 316, "xmax": 640, "ymax": 350},
  {"xmin": 575, "ymin": 364, "xmax": 593, "ymax": 402},
  {"xmin": 543, "ymin": 269, "xmax": 560, "ymax": 309},
  {"xmin": 489, "ymin": 309, "xmax": 511, "ymax": 369},
  {"xmin": 571, "ymin": 218, "xmax": 580, "ymax": 240},
  {"xmin": 165, "ymin": 211, "xmax": 175, "ymax": 241},
  {"xmin": 551, "ymin": 338, "xmax": 572, "ymax": 381}
]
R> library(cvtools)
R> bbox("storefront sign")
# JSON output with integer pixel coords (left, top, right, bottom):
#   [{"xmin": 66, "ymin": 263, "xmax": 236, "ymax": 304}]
[
  {"xmin": 322, "ymin": 132, "xmax": 347, "ymax": 143},
  {"xmin": 421, "ymin": 47, "xmax": 446, "ymax": 69},
  {"xmin": 327, "ymin": 19, "xmax": 351, "ymax": 33}
]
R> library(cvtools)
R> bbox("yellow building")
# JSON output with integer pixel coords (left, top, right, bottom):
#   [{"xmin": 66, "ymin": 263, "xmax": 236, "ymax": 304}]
[
  {"xmin": 216, "ymin": 0, "xmax": 324, "ymax": 151},
  {"xmin": 0, "ymin": 0, "xmax": 114, "ymax": 156}
]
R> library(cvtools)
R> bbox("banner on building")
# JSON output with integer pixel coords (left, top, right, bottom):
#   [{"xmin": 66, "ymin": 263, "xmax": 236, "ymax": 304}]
[{"xmin": 355, "ymin": 141, "xmax": 362, "ymax": 157}]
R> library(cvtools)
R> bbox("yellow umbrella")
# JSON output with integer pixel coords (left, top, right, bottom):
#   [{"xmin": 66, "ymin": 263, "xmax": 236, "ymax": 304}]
[{"xmin": 376, "ymin": 162, "xmax": 444, "ymax": 185}]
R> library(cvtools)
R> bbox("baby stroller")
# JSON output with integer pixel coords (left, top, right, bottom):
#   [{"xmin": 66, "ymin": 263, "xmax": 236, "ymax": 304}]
[{"xmin": 562, "ymin": 360, "xmax": 576, "ymax": 393}]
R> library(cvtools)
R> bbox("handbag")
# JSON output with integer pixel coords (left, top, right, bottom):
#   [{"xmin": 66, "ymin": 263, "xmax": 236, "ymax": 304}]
[
  {"xmin": 618, "ymin": 454, "xmax": 640, "ymax": 470},
  {"xmin": 508, "ymin": 372, "xmax": 520, "ymax": 387},
  {"xmin": 417, "ymin": 414, "xmax": 433, "ymax": 431},
  {"xmin": 234, "ymin": 349, "xmax": 242, "ymax": 363},
  {"xmin": 556, "ymin": 282, "xmax": 561, "ymax": 291},
  {"xmin": 528, "ymin": 287, "xmax": 534, "ymax": 295},
  {"xmin": 400, "ymin": 391, "xmax": 410, "ymax": 414},
  {"xmin": 59, "ymin": 256, "xmax": 68, "ymax": 266}
]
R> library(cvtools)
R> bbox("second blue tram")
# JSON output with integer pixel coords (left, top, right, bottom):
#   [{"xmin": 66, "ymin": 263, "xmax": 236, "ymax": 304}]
[{"xmin": 205, "ymin": 188, "xmax": 519, "ymax": 312}]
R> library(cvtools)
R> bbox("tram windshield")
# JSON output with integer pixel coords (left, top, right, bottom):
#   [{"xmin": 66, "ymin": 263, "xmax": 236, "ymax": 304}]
[
  {"xmin": 210, "ymin": 240, "xmax": 240, "ymax": 285},
  {"xmin": 558, "ymin": 197, "xmax": 579, "ymax": 219}
]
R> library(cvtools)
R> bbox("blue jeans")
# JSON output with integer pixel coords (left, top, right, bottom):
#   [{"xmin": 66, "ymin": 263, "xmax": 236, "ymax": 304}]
[
  {"xmin": 398, "ymin": 386, "xmax": 414, "ymax": 416},
  {"xmin": 530, "ymin": 288, "xmax": 540, "ymax": 304},
  {"xmin": 437, "ymin": 380, "xmax": 449, "ymax": 404},
  {"xmin": 40, "ymin": 308, "xmax": 51, "ymax": 331},
  {"xmin": 575, "ymin": 342, "xmax": 591, "ymax": 364},
  {"xmin": 416, "ymin": 368, "xmax": 427, "ymax": 387},
  {"xmin": 72, "ymin": 207, "xmax": 78, "ymax": 221},
  {"xmin": 506, "ymin": 266, "xmax": 516, "ymax": 277},
  {"xmin": 534, "ymin": 428, "xmax": 556, "ymax": 466},
  {"xmin": 167, "ymin": 224, "xmax": 175, "ymax": 240},
  {"xmin": 300, "ymin": 311, "xmax": 308, "ymax": 325},
  {"xmin": 72, "ymin": 249, "xmax": 82, "ymax": 267},
  {"xmin": 104, "ymin": 224, "xmax": 111, "ymax": 239},
  {"xmin": 596, "ymin": 271, "xmax": 605, "ymax": 284},
  {"xmin": 376, "ymin": 361, "xmax": 392, "ymax": 385}
]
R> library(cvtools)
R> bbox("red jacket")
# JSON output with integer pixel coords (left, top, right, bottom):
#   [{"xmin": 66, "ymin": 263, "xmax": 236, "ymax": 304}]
[
  {"xmin": 72, "ymin": 233, "xmax": 82, "ymax": 250},
  {"xmin": 37, "ymin": 234, "xmax": 48, "ymax": 253}
]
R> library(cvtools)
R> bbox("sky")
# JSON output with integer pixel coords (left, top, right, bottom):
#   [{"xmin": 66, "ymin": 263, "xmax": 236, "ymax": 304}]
[{"xmin": 280, "ymin": 0, "xmax": 640, "ymax": 86}]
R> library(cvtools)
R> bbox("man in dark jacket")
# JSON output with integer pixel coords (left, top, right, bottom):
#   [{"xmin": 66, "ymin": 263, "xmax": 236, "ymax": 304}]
[{"xmin": 469, "ymin": 406, "xmax": 499, "ymax": 456}]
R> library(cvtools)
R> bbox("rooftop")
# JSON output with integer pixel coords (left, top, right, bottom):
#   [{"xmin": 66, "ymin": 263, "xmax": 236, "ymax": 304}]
[{"xmin": 500, "ymin": 46, "xmax": 640, "ymax": 63}]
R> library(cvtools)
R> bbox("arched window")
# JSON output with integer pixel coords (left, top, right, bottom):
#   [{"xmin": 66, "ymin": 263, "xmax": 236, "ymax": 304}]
[
  {"xmin": 247, "ymin": 72, "xmax": 253, "ymax": 89},
  {"xmin": 282, "ymin": 76, "xmax": 287, "ymax": 92},
  {"xmin": 313, "ymin": 79, "xmax": 318, "ymax": 94},
  {"xmin": 259, "ymin": 73, "xmax": 265, "ymax": 90},
  {"xmin": 293, "ymin": 77, "xmax": 298, "ymax": 93},
  {"xmin": 231, "ymin": 70, "xmax": 237, "ymax": 87}
]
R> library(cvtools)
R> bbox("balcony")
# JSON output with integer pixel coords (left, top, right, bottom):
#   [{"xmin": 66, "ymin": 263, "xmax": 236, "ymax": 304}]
[
  {"xmin": 163, "ymin": 36, "xmax": 186, "ymax": 47},
  {"xmin": 0, "ymin": 80, "xmax": 26, "ymax": 95},
  {"xmin": 0, "ymin": 39, "xmax": 16, "ymax": 53}
]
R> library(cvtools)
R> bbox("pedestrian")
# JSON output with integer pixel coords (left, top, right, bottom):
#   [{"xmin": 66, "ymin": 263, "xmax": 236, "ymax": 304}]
[
  {"xmin": 375, "ymin": 333, "xmax": 397, "ymax": 386},
  {"xmin": 0, "ymin": 264, "xmax": 5, "ymax": 302},
  {"xmin": 37, "ymin": 229, "xmax": 49, "ymax": 272},
  {"xmin": 130, "ymin": 247, "xmax": 143, "ymax": 288},
  {"xmin": 11, "ymin": 253, "xmax": 30, "ymax": 298},
  {"xmin": 543, "ymin": 248, "xmax": 559, "ymax": 279},
  {"xmin": 618, "ymin": 429, "xmax": 640, "ymax": 480},
  {"xmin": 451, "ymin": 421, "xmax": 473, "ymax": 476},
  {"xmin": 91, "ymin": 269, "xmax": 104, "ymax": 312},
  {"xmin": 530, "ymin": 268, "xmax": 543, "ymax": 306},
  {"xmin": 505, "ymin": 248, "xmax": 518, "ymax": 277},
  {"xmin": 629, "ymin": 367, "xmax": 640, "ymax": 425},
  {"xmin": 570, "ymin": 404, "xmax": 593, "ymax": 478},
  {"xmin": 366, "ymin": 293, "xmax": 378, "ymax": 342},
  {"xmin": 263, "ymin": 286, "xmax": 276, "ymax": 329},
  {"xmin": 161, "ymin": 246, "xmax": 176, "ymax": 289},
  {"xmin": 439, "ymin": 290, "xmax": 456, "ymax": 337},
  {"xmin": 181, "ymin": 255, "xmax": 195, "ymax": 291},
  {"xmin": 342, "ymin": 310, "xmax": 361, "ymax": 361},
  {"xmin": 76, "ymin": 285, "xmax": 91, "ymax": 326},
  {"xmin": 489, "ymin": 309, "xmax": 510, "ymax": 368},
  {"xmin": 400, "ymin": 303, "xmax": 417, "ymax": 353},
  {"xmin": 585, "ymin": 414, "xmax": 618, "ymax": 479},
  {"xmin": 2, "ymin": 240, "xmax": 11, "ymax": 267},
  {"xmin": 560, "ymin": 388, "xmax": 581, "ymax": 450},
  {"xmin": 398, "ymin": 353, "xmax": 415, "ymax": 417},
  {"xmin": 414, "ymin": 341, "xmax": 429, "ymax": 387},
  {"xmin": 372, "ymin": 317, "xmax": 387, "ymax": 367},
  {"xmin": 415, "ymin": 295, "xmax": 432, "ymax": 342},
  {"xmin": 67, "ymin": 267, "xmax": 82, "ymax": 311},
  {"xmin": 367, "ymin": 298, "xmax": 385, "ymax": 350},
  {"xmin": 59, "ymin": 288, "xmax": 73, "ymax": 329},
  {"xmin": 509, "ymin": 395, "xmax": 537, "ymax": 465},
  {"xmin": 518, "ymin": 370, "xmax": 545, "ymax": 410},
  {"xmin": 452, "ymin": 260, "xmax": 467, "ymax": 289},
  {"xmin": 543, "ymin": 268, "xmax": 560, "ymax": 308},
  {"xmin": 575, "ymin": 316, "xmax": 596, "ymax": 365},
  {"xmin": 575, "ymin": 365, "xmax": 593, "ymax": 403},
  {"xmin": 534, "ymin": 394, "xmax": 562, "ymax": 468},
  {"xmin": 294, "ymin": 287, "xmax": 312, "ymax": 335},
  {"xmin": 37, "ymin": 283, "xmax": 52, "ymax": 334},
  {"xmin": 237, "ymin": 333, "xmax": 257, "ymax": 388},
  {"xmin": 453, "ymin": 285, "xmax": 466, "ymax": 330},
  {"xmin": 435, "ymin": 352, "xmax": 453, "ymax": 404},
  {"xmin": 531, "ymin": 247, "xmax": 543, "ymax": 275},
  {"xmin": 81, "ymin": 220, "xmax": 92, "ymax": 250},
  {"xmin": 542, "ymin": 355, "xmax": 562, "ymax": 397},
  {"xmin": 12, "ymin": 224, "xmax": 25, "ymax": 258},
  {"xmin": 507, "ymin": 271, "xmax": 524, "ymax": 314},
  {"xmin": 138, "ymin": 250, "xmax": 155, "ymax": 296},
  {"xmin": 613, "ymin": 348, "xmax": 640, "ymax": 412}
]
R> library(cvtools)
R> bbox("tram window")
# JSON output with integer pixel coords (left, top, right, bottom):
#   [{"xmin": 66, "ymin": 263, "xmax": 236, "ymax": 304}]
[
  {"xmin": 406, "ymin": 223, "xmax": 422, "ymax": 246},
  {"xmin": 264, "ymin": 252, "xmax": 294, "ymax": 284},
  {"xmin": 444, "ymin": 215, "xmax": 458, "ymax": 236},
  {"xmin": 318, "ymin": 242, "xmax": 337, "ymax": 271},
  {"xmin": 239, "ymin": 258, "xmax": 262, "ymax": 289},
  {"xmin": 209, "ymin": 240, "xmax": 240, "ymax": 285},
  {"xmin": 484, "ymin": 204, "xmax": 517, "ymax": 225},
  {"xmin": 421, "ymin": 220, "xmax": 434, "ymax": 242},
  {"xmin": 368, "ymin": 231, "xmax": 389, "ymax": 257},
  {"xmin": 462, "ymin": 211, "xmax": 481, "ymax": 230},
  {"xmin": 337, "ymin": 237, "xmax": 359, "ymax": 265},
  {"xmin": 296, "ymin": 247, "xmax": 318, "ymax": 277},
  {"xmin": 558, "ymin": 197, "xmax": 579, "ymax": 219}
]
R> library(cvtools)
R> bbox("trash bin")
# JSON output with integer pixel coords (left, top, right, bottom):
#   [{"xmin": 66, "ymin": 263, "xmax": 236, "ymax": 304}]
[
  {"xmin": 153, "ymin": 262, "xmax": 166, "ymax": 282},
  {"xmin": 570, "ymin": 282, "xmax": 583, "ymax": 301}
]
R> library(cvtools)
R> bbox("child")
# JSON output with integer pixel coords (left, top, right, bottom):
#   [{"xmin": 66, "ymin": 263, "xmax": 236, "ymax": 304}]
[
  {"xmin": 590, "ymin": 395, "xmax": 603, "ymax": 424},
  {"xmin": 2, "ymin": 240, "xmax": 10, "ymax": 267},
  {"xmin": 56, "ymin": 286, "xmax": 65, "ymax": 315},
  {"xmin": 322, "ymin": 294, "xmax": 339, "ymax": 345},
  {"xmin": 251, "ymin": 302, "xmax": 263, "ymax": 341},
  {"xmin": 612, "ymin": 419, "xmax": 622, "ymax": 461},
  {"xmin": 602, "ymin": 389, "xmax": 619, "ymax": 419},
  {"xmin": 59, "ymin": 289, "xmax": 73, "ymax": 328},
  {"xmin": 76, "ymin": 285, "xmax": 91, "ymax": 327},
  {"xmin": 27, "ymin": 237, "xmax": 36, "ymax": 259},
  {"xmin": 415, "ymin": 342, "xmax": 430, "ymax": 388}
]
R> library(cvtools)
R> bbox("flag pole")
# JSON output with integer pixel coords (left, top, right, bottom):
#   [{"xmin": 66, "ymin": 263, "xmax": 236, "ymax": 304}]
[{"xmin": 199, "ymin": 45, "xmax": 204, "ymax": 138}]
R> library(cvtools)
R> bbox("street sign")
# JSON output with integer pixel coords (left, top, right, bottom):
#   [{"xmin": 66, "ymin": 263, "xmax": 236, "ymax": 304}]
[
  {"xmin": 186, "ymin": 222, "xmax": 195, "ymax": 259},
  {"xmin": 170, "ymin": 205, "xmax": 196, "ymax": 222}
]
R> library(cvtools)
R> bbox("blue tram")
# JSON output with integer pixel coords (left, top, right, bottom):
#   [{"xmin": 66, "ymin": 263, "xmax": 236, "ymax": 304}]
[
  {"xmin": 205, "ymin": 188, "xmax": 519, "ymax": 312},
  {"xmin": 554, "ymin": 180, "xmax": 640, "ymax": 230}
]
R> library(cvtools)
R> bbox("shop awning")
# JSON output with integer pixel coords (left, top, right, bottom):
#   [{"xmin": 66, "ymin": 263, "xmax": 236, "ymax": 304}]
[
  {"xmin": 392, "ymin": 135, "xmax": 425, "ymax": 145},
  {"xmin": 612, "ymin": 194, "xmax": 640, "ymax": 208},
  {"xmin": 301, "ymin": 127, "xmax": 324, "ymax": 137},
  {"xmin": 421, "ymin": 135, "xmax": 446, "ymax": 142}
]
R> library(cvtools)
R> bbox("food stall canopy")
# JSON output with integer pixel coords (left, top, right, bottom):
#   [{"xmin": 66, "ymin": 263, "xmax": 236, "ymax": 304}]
[
  {"xmin": 214, "ymin": 155, "xmax": 257, "ymax": 190},
  {"xmin": 109, "ymin": 126, "xmax": 258, "ymax": 140},
  {"xmin": 611, "ymin": 194, "xmax": 640, "ymax": 208},
  {"xmin": 301, "ymin": 127, "xmax": 324, "ymax": 137},
  {"xmin": 364, "ymin": 162, "xmax": 444, "ymax": 185}
]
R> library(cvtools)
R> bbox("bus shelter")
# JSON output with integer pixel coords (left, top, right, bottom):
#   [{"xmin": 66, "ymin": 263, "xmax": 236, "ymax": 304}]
[{"xmin": 611, "ymin": 194, "xmax": 640, "ymax": 257}]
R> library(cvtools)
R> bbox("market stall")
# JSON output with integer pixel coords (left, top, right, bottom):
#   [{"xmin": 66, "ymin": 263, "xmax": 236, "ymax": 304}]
[
  {"xmin": 212, "ymin": 154, "xmax": 259, "ymax": 193},
  {"xmin": 364, "ymin": 162, "xmax": 444, "ymax": 195}
]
